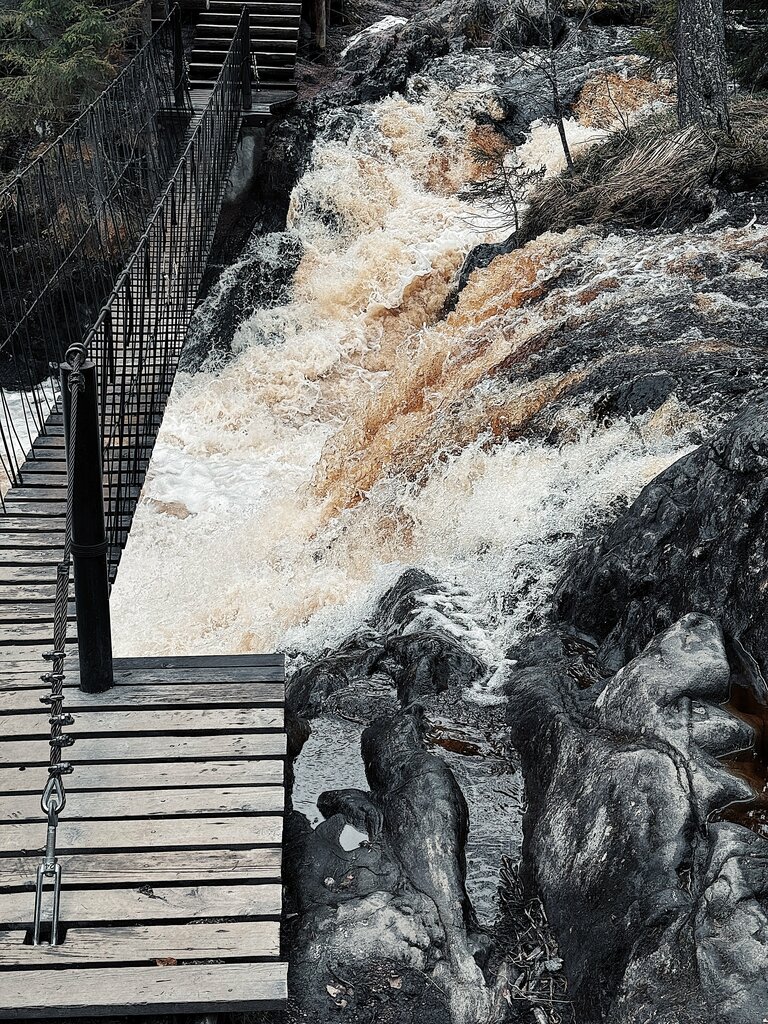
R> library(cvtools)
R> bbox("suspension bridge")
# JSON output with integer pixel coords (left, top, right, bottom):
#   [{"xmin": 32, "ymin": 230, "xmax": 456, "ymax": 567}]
[{"xmin": 0, "ymin": 5, "xmax": 299, "ymax": 1015}]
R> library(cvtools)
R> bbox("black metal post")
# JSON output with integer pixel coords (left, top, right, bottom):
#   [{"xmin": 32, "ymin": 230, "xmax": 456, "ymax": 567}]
[
  {"xmin": 173, "ymin": 6, "xmax": 185, "ymax": 109},
  {"xmin": 242, "ymin": 8, "xmax": 253, "ymax": 111},
  {"xmin": 60, "ymin": 359, "xmax": 114, "ymax": 694}
]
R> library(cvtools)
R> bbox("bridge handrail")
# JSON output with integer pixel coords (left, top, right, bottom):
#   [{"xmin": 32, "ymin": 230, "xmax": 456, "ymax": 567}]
[
  {"xmin": 87, "ymin": 24, "xmax": 246, "ymax": 344},
  {"xmin": 82, "ymin": 9, "xmax": 251, "ymax": 574},
  {"xmin": 0, "ymin": 4, "xmax": 194, "ymax": 492}
]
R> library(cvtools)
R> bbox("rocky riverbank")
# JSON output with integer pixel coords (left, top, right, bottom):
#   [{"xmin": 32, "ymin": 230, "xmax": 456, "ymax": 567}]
[{"xmin": 110, "ymin": 0, "xmax": 768, "ymax": 1021}]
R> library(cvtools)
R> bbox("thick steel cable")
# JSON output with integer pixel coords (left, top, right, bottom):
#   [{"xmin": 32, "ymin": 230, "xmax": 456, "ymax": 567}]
[{"xmin": 32, "ymin": 343, "xmax": 84, "ymax": 946}]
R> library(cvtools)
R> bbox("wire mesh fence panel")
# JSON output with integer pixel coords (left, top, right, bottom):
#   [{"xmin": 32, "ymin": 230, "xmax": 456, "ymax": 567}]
[
  {"xmin": 0, "ymin": 6, "xmax": 193, "ymax": 494},
  {"xmin": 85, "ymin": 14, "xmax": 248, "ymax": 576}
]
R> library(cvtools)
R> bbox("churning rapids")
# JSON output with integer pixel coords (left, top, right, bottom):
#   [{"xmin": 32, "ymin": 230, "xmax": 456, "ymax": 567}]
[
  {"xmin": 105, "ymin": 17, "xmax": 768, "ymax": 1022},
  {"xmin": 112, "ymin": 57, "xmax": 696, "ymax": 903},
  {"xmin": 111, "ymin": 63, "xmax": 706, "ymax": 668}
]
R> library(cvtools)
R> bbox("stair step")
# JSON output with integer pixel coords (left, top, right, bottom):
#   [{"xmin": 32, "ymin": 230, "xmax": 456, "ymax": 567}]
[
  {"xmin": 198, "ymin": 5, "xmax": 302, "ymax": 19},
  {"xmin": 194, "ymin": 41, "xmax": 297, "ymax": 59},
  {"xmin": 194, "ymin": 32, "xmax": 299, "ymax": 46},
  {"xmin": 199, "ymin": 0, "xmax": 300, "ymax": 9},
  {"xmin": 189, "ymin": 67, "xmax": 295, "ymax": 83},
  {"xmin": 191, "ymin": 54, "xmax": 295, "ymax": 72},
  {"xmin": 197, "ymin": 28, "xmax": 299, "ymax": 43},
  {"xmin": 196, "ymin": 17, "xmax": 301, "ymax": 34}
]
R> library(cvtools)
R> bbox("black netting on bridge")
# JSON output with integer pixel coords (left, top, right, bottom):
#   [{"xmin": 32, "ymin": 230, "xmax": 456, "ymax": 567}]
[
  {"xmin": 0, "ymin": 4, "xmax": 249, "ymax": 583},
  {"xmin": 82, "ymin": 15, "xmax": 249, "ymax": 577},
  {"xmin": 0, "ymin": 5, "xmax": 192, "ymax": 490}
]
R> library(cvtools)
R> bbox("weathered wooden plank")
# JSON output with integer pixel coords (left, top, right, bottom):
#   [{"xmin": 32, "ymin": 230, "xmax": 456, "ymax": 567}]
[
  {"xmin": 0, "ymin": 549, "xmax": 64, "ymax": 564},
  {"xmin": 0, "ymin": 758, "xmax": 283, "ymax": 793},
  {"xmin": 0, "ymin": 504, "xmax": 69, "ymax": 517},
  {"xmin": 0, "ymin": 564, "xmax": 66, "ymax": 584},
  {"xmin": 0, "ymin": 782, "xmax": 282, "ymax": 823},
  {"xmin": 0, "ymin": 602, "xmax": 75, "ymax": 623},
  {"xmin": 0, "ymin": 520, "xmax": 64, "ymax": 535},
  {"xmin": 0, "ymin": 785, "xmax": 284, "ymax": 822},
  {"xmin": 0, "ymin": 682, "xmax": 283, "ymax": 710},
  {"xmin": 118, "ymin": 654, "xmax": 285, "ymax": 669},
  {"xmin": 0, "ymin": 533, "xmax": 64, "ymax": 548},
  {"xmin": 0, "ymin": 645, "xmax": 76, "ymax": 663},
  {"xmin": 0, "ymin": 731, "xmax": 286, "ymax": 765},
  {"xmin": 0, "ymin": 585, "xmax": 59, "ymax": 603},
  {"xmin": 4, "ymin": 481, "xmax": 67, "ymax": 497},
  {"xmin": 18, "ymin": 461, "xmax": 67, "ymax": 475},
  {"xmin": 0, "ymin": 846, "xmax": 283, "ymax": 889},
  {"xmin": 106, "ymin": 665, "xmax": 286, "ymax": 684},
  {"xmin": 0, "ymin": 961, "xmax": 288, "ymax": 1016},
  {"xmin": 0, "ymin": 621, "xmax": 76, "ymax": 644},
  {"xmin": 0, "ymin": 815, "xmax": 283, "ymax": 853},
  {"xmin": 0, "ymin": 706, "xmax": 284, "ymax": 738},
  {"xmin": 0, "ymin": 882, "xmax": 281, "ymax": 925},
  {"xmin": 0, "ymin": 920, "xmax": 280, "ymax": 966},
  {"xmin": 0, "ymin": 650, "xmax": 77, "ymax": 673}
]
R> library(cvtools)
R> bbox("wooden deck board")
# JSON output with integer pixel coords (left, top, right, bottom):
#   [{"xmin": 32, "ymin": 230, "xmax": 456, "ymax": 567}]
[
  {"xmin": 0, "ymin": 847, "xmax": 283, "ymax": 888},
  {"xmin": 0, "ymin": 883, "xmax": 282, "ymax": 924},
  {"xmin": 0, "ymin": 920, "xmax": 280, "ymax": 966},
  {"xmin": 0, "ymin": 654, "xmax": 288, "ymax": 1014},
  {"xmin": 0, "ymin": 961, "xmax": 288, "ymax": 1016}
]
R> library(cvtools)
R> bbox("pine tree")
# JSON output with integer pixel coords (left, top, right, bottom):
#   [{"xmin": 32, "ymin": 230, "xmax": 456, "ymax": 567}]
[
  {"xmin": 0, "ymin": 0, "xmax": 142, "ymax": 142},
  {"xmin": 676, "ymin": 0, "xmax": 731, "ymax": 130}
]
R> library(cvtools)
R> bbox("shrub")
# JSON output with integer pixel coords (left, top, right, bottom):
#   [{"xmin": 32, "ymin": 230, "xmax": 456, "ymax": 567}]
[{"xmin": 518, "ymin": 99, "xmax": 768, "ymax": 240}]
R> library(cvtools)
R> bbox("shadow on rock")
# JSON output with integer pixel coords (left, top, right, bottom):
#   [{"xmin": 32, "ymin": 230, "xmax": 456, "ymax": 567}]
[
  {"xmin": 284, "ymin": 706, "xmax": 509, "ymax": 1024},
  {"xmin": 507, "ymin": 613, "xmax": 768, "ymax": 1023}
]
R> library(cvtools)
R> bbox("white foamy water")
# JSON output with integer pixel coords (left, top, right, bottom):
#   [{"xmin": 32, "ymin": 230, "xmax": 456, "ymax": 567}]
[
  {"xmin": 0, "ymin": 380, "xmax": 57, "ymax": 495},
  {"xmin": 111, "ymin": 62, "xmax": 719, "ymax": 665}
]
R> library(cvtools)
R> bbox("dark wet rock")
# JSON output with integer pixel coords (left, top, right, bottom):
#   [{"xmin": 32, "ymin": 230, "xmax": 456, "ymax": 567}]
[
  {"xmin": 491, "ymin": 0, "xmax": 566, "ymax": 50},
  {"xmin": 286, "ymin": 628, "xmax": 385, "ymax": 717},
  {"xmin": 284, "ymin": 707, "xmax": 499, "ymax": 1024},
  {"xmin": 556, "ymin": 402, "xmax": 768, "ymax": 677},
  {"xmin": 362, "ymin": 707, "xmax": 477, "ymax": 934},
  {"xmin": 287, "ymin": 570, "xmax": 489, "ymax": 718},
  {"xmin": 181, "ymin": 231, "xmax": 303, "ymax": 371},
  {"xmin": 453, "ymin": 231, "xmax": 519, "ymax": 306},
  {"xmin": 506, "ymin": 614, "xmax": 765, "ymax": 1023},
  {"xmin": 262, "ymin": 107, "xmax": 319, "ymax": 207},
  {"xmin": 371, "ymin": 568, "xmax": 445, "ymax": 633},
  {"xmin": 317, "ymin": 787, "xmax": 384, "ymax": 838},
  {"xmin": 707, "ymin": 183, "xmax": 768, "ymax": 229},
  {"xmin": 386, "ymin": 631, "xmax": 485, "ymax": 704},
  {"xmin": 594, "ymin": 370, "xmax": 679, "ymax": 418},
  {"xmin": 327, "ymin": 0, "xmax": 510, "ymax": 107}
]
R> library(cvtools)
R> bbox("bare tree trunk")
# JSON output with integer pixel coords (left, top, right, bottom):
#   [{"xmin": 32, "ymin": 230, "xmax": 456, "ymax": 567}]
[
  {"xmin": 314, "ymin": 0, "xmax": 327, "ymax": 50},
  {"xmin": 677, "ymin": 0, "xmax": 730, "ymax": 131},
  {"xmin": 543, "ymin": 0, "xmax": 574, "ymax": 172}
]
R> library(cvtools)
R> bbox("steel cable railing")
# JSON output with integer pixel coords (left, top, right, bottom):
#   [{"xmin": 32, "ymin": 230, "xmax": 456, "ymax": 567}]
[{"xmin": 0, "ymin": 5, "xmax": 193, "ymax": 496}]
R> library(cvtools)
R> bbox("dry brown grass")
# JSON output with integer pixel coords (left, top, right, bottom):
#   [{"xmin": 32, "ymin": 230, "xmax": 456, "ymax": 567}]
[{"xmin": 520, "ymin": 99, "xmax": 768, "ymax": 241}]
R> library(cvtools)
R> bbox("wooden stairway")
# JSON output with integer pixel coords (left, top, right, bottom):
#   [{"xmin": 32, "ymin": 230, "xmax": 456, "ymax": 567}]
[{"xmin": 189, "ymin": 0, "xmax": 301, "ymax": 90}]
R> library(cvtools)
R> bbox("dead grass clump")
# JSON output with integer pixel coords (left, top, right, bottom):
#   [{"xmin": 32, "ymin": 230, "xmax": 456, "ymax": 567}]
[{"xmin": 519, "ymin": 99, "xmax": 768, "ymax": 241}]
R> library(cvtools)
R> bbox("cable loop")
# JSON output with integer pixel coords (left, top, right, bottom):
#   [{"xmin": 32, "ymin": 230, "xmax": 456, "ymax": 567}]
[{"xmin": 41, "ymin": 774, "xmax": 66, "ymax": 817}]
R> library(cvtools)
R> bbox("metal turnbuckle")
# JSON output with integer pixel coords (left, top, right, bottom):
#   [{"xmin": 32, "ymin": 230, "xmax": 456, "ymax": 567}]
[{"xmin": 32, "ymin": 776, "xmax": 66, "ymax": 946}]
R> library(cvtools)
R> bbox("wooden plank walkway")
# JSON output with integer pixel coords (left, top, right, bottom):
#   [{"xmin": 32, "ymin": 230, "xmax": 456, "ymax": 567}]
[
  {"xmin": 0, "ymin": 653, "xmax": 288, "ymax": 1016},
  {"xmin": 1, "ymin": 432, "xmax": 288, "ymax": 1012}
]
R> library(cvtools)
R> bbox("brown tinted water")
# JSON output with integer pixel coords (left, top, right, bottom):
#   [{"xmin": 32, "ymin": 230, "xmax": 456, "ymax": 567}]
[{"xmin": 718, "ymin": 682, "xmax": 768, "ymax": 837}]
